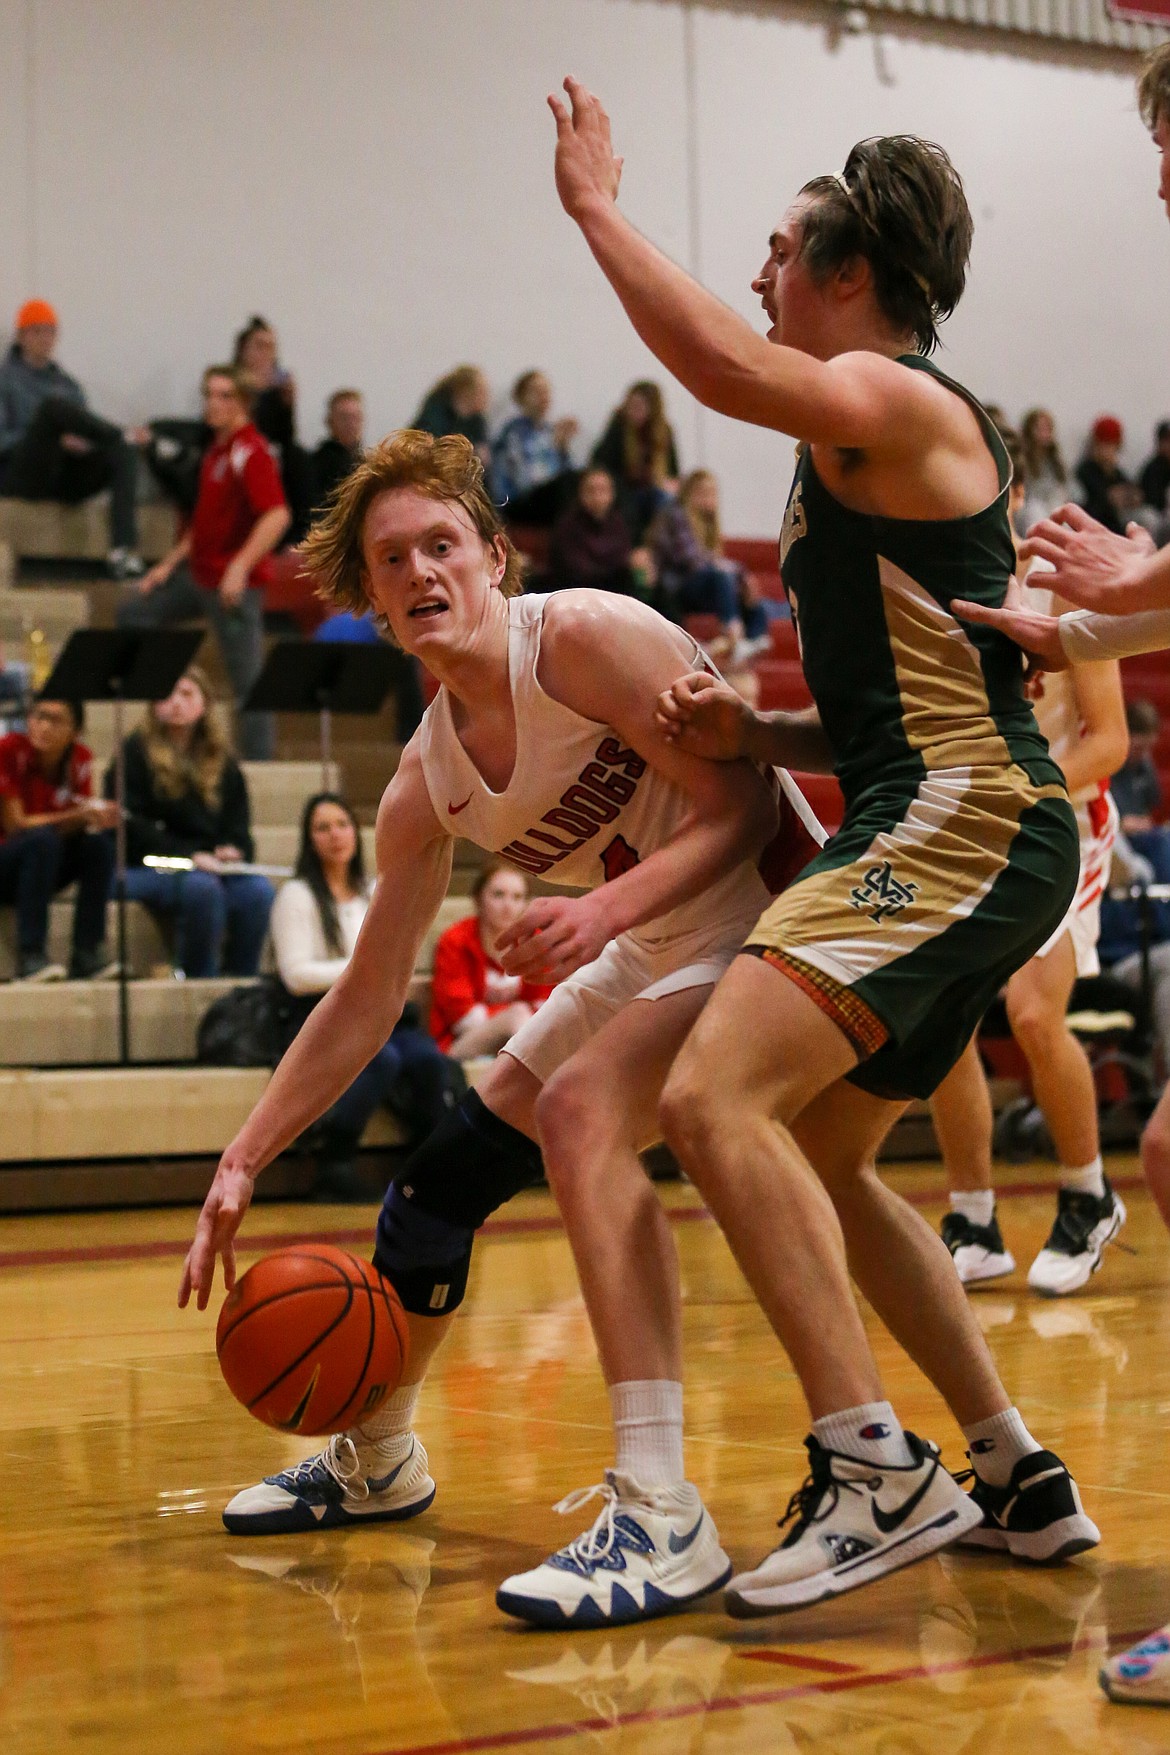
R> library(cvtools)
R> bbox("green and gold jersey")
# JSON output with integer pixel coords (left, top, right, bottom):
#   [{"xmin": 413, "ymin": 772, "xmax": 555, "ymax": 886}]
[{"xmin": 778, "ymin": 354, "xmax": 1062, "ymax": 810}]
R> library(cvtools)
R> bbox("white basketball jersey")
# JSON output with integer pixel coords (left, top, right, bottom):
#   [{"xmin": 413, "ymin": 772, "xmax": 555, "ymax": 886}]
[{"xmin": 415, "ymin": 593, "xmax": 820, "ymax": 943}]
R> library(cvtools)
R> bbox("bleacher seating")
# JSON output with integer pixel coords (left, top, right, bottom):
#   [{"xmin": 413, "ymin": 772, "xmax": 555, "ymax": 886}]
[{"xmin": 0, "ymin": 497, "xmax": 177, "ymax": 564}]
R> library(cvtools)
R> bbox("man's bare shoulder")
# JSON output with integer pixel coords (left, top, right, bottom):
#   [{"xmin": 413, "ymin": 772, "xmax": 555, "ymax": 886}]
[{"xmin": 541, "ymin": 589, "xmax": 691, "ymax": 671}]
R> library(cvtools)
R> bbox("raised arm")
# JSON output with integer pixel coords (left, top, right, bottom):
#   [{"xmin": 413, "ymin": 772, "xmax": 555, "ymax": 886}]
[
  {"xmin": 548, "ymin": 78, "xmax": 943, "ymax": 453},
  {"xmin": 498, "ymin": 593, "xmax": 778, "ymax": 982},
  {"xmin": 178, "ymin": 742, "xmax": 453, "ymax": 1310},
  {"xmin": 1019, "ymin": 504, "xmax": 1170, "ymax": 615}
]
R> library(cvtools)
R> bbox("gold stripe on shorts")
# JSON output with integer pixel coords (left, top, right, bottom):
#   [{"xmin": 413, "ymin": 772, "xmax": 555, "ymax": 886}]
[{"xmin": 757, "ymin": 947, "xmax": 890, "ymax": 1060}]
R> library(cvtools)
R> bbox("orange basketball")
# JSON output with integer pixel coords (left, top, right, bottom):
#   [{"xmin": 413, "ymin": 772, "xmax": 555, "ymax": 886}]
[{"xmin": 215, "ymin": 1244, "xmax": 409, "ymax": 1435}]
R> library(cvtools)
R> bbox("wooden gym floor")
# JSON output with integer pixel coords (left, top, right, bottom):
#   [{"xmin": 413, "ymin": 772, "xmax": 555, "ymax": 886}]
[{"xmin": 2, "ymin": 1159, "xmax": 1169, "ymax": 1755}]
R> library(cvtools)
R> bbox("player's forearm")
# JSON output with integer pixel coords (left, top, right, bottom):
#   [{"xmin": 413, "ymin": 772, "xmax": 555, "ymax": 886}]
[
  {"xmin": 744, "ymin": 707, "xmax": 835, "ymax": 774},
  {"xmin": 228, "ymin": 972, "xmax": 404, "ymax": 1177},
  {"xmin": 596, "ymin": 774, "xmax": 776, "ymax": 937},
  {"xmin": 574, "ymin": 199, "xmax": 812, "ymax": 434},
  {"xmin": 1060, "ymin": 726, "xmax": 1129, "ymax": 799},
  {"xmin": 1059, "ymin": 602, "xmax": 1170, "ymax": 663}
]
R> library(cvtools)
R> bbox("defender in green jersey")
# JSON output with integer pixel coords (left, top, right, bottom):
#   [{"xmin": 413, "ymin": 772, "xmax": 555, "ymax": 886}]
[{"xmin": 554, "ymin": 77, "xmax": 1095, "ymax": 1619}]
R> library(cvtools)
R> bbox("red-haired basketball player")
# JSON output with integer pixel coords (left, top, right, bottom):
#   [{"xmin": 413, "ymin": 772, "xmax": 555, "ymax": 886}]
[{"xmin": 180, "ymin": 426, "xmax": 822, "ymax": 1627}]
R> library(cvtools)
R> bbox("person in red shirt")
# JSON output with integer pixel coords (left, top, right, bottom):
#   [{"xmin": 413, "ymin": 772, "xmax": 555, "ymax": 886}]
[
  {"xmin": 0, "ymin": 696, "xmax": 119, "ymax": 980},
  {"xmin": 429, "ymin": 861, "xmax": 553, "ymax": 1058},
  {"xmin": 116, "ymin": 364, "xmax": 290, "ymax": 759}
]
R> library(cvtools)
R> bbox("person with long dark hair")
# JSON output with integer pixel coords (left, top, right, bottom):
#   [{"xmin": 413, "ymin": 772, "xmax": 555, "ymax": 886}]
[{"xmin": 270, "ymin": 791, "xmax": 459, "ymax": 1194}]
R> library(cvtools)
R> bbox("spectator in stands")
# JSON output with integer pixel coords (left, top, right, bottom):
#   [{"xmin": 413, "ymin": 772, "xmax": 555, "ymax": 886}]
[
  {"xmin": 113, "ymin": 665, "xmax": 274, "ymax": 978},
  {"xmin": 0, "ymin": 300, "xmax": 147, "ymax": 579},
  {"xmin": 233, "ymin": 316, "xmax": 312, "ymax": 540},
  {"xmin": 116, "ymin": 365, "xmax": 290, "ymax": 761},
  {"xmin": 1076, "ymin": 415, "xmax": 1143, "ymax": 534},
  {"xmin": 312, "ymin": 389, "xmax": 365, "ymax": 515},
  {"xmin": 491, "ymin": 370, "xmax": 578, "ymax": 524},
  {"xmin": 1113, "ymin": 698, "xmax": 1166, "ymax": 837},
  {"xmin": 430, "ymin": 861, "xmax": 553, "ymax": 1059},
  {"xmin": 591, "ymin": 380, "xmax": 679, "ymax": 540},
  {"xmin": 0, "ymin": 696, "xmax": 117, "ymax": 981},
  {"xmin": 1099, "ymin": 836, "xmax": 1170, "ymax": 1079},
  {"xmin": 1140, "ymin": 419, "xmax": 1170, "ymax": 536},
  {"xmin": 548, "ymin": 466, "xmax": 654, "ymax": 597},
  {"xmin": 412, "ymin": 365, "xmax": 491, "ymax": 465},
  {"xmin": 649, "ymin": 469, "xmax": 770, "ymax": 660},
  {"xmin": 1020, "ymin": 407, "xmax": 1071, "ymax": 531},
  {"xmin": 272, "ymin": 791, "xmax": 459, "ymax": 1193}
]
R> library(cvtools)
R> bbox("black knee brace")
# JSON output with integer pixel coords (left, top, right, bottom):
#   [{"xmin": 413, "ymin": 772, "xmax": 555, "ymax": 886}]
[{"xmin": 373, "ymin": 1090, "xmax": 544, "ymax": 1316}]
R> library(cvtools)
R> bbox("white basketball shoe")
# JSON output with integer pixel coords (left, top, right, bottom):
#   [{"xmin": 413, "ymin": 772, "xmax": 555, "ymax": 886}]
[
  {"xmin": 725, "ymin": 1432, "xmax": 983, "ymax": 1618},
  {"xmin": 222, "ymin": 1432, "xmax": 435, "ymax": 1534},
  {"xmin": 496, "ymin": 1472, "xmax": 732, "ymax": 1628},
  {"xmin": 1027, "ymin": 1181, "xmax": 1127, "ymax": 1296}
]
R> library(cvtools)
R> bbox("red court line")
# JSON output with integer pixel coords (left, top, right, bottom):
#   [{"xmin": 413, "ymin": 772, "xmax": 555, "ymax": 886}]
[
  {"xmin": 743, "ymin": 1648, "xmax": 861, "ymax": 1673},
  {"xmin": 361, "ymin": 1629, "xmax": 1146, "ymax": 1755},
  {"xmin": 0, "ymin": 1172, "xmax": 1146, "ymax": 1273}
]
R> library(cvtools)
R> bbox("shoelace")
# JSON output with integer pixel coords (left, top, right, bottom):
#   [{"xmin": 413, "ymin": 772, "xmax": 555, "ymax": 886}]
[
  {"xmin": 777, "ymin": 1452, "xmax": 866, "ymax": 1536},
  {"xmin": 553, "ymin": 1480, "xmax": 622, "ymax": 1564},
  {"xmin": 284, "ymin": 1433, "xmax": 370, "ymax": 1502},
  {"xmin": 1047, "ymin": 1189, "xmax": 1109, "ymax": 1254}
]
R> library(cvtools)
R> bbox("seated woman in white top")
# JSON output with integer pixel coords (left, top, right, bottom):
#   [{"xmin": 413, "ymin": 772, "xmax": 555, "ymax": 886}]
[{"xmin": 271, "ymin": 791, "xmax": 458, "ymax": 1192}]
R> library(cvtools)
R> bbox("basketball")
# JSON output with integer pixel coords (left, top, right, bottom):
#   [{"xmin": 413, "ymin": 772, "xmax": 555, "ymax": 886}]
[{"xmin": 215, "ymin": 1245, "xmax": 409, "ymax": 1435}]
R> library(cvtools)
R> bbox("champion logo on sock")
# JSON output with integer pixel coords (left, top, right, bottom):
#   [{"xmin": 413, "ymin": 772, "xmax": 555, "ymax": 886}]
[
  {"xmin": 858, "ymin": 1423, "xmax": 890, "ymax": 1441},
  {"xmin": 970, "ymin": 1438, "xmax": 997, "ymax": 1454}
]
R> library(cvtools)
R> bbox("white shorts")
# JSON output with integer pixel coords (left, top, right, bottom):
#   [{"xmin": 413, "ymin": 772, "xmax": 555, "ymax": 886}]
[
  {"xmin": 1034, "ymin": 791, "xmax": 1118, "ymax": 979},
  {"xmin": 501, "ymin": 900, "xmax": 763, "ymax": 1086}
]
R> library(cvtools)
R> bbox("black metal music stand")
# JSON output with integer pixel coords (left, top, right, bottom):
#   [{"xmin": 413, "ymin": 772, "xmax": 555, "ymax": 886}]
[
  {"xmin": 243, "ymin": 641, "xmax": 398, "ymax": 787},
  {"xmin": 40, "ymin": 628, "xmax": 203, "ymax": 1065}
]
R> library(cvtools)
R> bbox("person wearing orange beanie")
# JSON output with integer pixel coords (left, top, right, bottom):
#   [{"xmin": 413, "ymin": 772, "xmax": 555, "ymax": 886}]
[{"xmin": 0, "ymin": 299, "xmax": 146, "ymax": 577}]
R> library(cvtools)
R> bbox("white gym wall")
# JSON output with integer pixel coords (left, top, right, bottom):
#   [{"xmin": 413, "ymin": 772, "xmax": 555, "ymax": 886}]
[{"xmin": 0, "ymin": 0, "xmax": 1165, "ymax": 535}]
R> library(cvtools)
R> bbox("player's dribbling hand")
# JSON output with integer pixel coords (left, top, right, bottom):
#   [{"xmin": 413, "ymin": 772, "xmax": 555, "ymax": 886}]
[
  {"xmin": 654, "ymin": 672, "xmax": 754, "ymax": 760},
  {"xmin": 1018, "ymin": 504, "xmax": 1156, "ymax": 614},
  {"xmin": 548, "ymin": 76, "xmax": 623, "ymax": 220},
  {"xmin": 178, "ymin": 1156, "xmax": 256, "ymax": 1311},
  {"xmin": 497, "ymin": 893, "xmax": 611, "ymax": 982}
]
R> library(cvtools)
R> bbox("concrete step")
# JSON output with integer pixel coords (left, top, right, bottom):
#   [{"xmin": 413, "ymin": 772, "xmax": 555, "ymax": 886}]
[
  {"xmin": 0, "ymin": 1055, "xmax": 494, "ymax": 1164},
  {"xmin": 0, "ymin": 584, "xmax": 90, "ymax": 647},
  {"xmin": 0, "ymin": 895, "xmax": 169, "ymax": 981},
  {"xmin": 0, "ymin": 975, "xmax": 243, "ymax": 1065},
  {"xmin": 0, "ymin": 496, "xmax": 176, "ymax": 563},
  {"xmin": 239, "ymin": 760, "xmax": 341, "ymax": 825}
]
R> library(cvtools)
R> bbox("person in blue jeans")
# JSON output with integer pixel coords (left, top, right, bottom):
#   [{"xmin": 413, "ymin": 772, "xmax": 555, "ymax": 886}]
[
  {"xmin": 270, "ymin": 791, "xmax": 461, "ymax": 1196},
  {"xmin": 649, "ymin": 470, "xmax": 772, "ymax": 661},
  {"xmin": 109, "ymin": 664, "xmax": 273, "ymax": 977}
]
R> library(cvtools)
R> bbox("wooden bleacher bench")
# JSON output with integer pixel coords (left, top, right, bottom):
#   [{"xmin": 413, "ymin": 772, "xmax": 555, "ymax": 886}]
[{"xmin": 0, "ymin": 497, "xmax": 177, "ymax": 564}]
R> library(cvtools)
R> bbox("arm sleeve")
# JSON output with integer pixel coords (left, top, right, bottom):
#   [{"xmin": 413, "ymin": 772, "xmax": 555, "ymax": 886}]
[
  {"xmin": 219, "ymin": 761, "xmax": 255, "ymax": 861},
  {"xmin": 428, "ymin": 924, "xmax": 483, "ymax": 1043},
  {"xmin": 271, "ymin": 881, "xmax": 349, "ymax": 995},
  {"xmin": 1059, "ymin": 607, "xmax": 1170, "ymax": 664},
  {"xmin": 241, "ymin": 439, "xmax": 288, "ymax": 518}
]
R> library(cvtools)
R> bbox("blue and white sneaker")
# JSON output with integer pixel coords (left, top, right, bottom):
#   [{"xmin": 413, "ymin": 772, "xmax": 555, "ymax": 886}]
[
  {"xmin": 1100, "ymin": 1626, "xmax": 1170, "ymax": 1706},
  {"xmin": 222, "ymin": 1433, "xmax": 435, "ymax": 1535},
  {"xmin": 496, "ymin": 1471, "xmax": 731, "ymax": 1629}
]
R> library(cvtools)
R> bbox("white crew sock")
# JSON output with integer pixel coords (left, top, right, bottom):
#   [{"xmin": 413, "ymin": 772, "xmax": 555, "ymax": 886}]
[
  {"xmin": 354, "ymin": 1380, "xmax": 421, "ymax": 1470},
  {"xmin": 950, "ymin": 1189, "xmax": 996, "ymax": 1229},
  {"xmin": 610, "ymin": 1380, "xmax": 685, "ymax": 1488},
  {"xmin": 813, "ymin": 1400, "xmax": 914, "ymax": 1469},
  {"xmin": 1060, "ymin": 1156, "xmax": 1106, "ymax": 1200},
  {"xmin": 963, "ymin": 1406, "xmax": 1043, "ymax": 1487}
]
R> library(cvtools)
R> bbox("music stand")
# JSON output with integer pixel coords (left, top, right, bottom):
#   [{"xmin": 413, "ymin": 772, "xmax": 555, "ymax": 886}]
[
  {"xmin": 243, "ymin": 641, "xmax": 398, "ymax": 786},
  {"xmin": 40, "ymin": 628, "xmax": 203, "ymax": 1065}
]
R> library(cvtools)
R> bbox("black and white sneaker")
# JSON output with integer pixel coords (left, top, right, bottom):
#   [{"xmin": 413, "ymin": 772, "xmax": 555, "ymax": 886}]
[
  {"xmin": 1027, "ymin": 1181, "xmax": 1126, "ymax": 1296},
  {"xmin": 724, "ymin": 1432, "xmax": 983, "ymax": 1618},
  {"xmin": 941, "ymin": 1211, "xmax": 1016, "ymax": 1285},
  {"xmin": 955, "ymin": 1448, "xmax": 1100, "ymax": 1563}
]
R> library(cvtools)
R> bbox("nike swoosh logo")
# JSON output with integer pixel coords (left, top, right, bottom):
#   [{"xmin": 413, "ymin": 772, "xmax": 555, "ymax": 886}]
[
  {"xmin": 667, "ymin": 1511, "xmax": 705, "ymax": 1554},
  {"xmin": 448, "ymin": 795, "xmax": 473, "ymax": 815},
  {"xmin": 271, "ymin": 1369, "xmax": 319, "ymax": 1432},
  {"xmin": 871, "ymin": 1463, "xmax": 938, "ymax": 1535}
]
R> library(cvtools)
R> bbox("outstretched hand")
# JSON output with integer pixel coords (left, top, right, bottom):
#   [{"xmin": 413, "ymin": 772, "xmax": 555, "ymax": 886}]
[
  {"xmin": 654, "ymin": 671, "xmax": 754, "ymax": 760},
  {"xmin": 951, "ymin": 585, "xmax": 1070, "ymax": 676},
  {"xmin": 178, "ymin": 1155, "xmax": 256, "ymax": 1311},
  {"xmin": 1018, "ymin": 504, "xmax": 1156, "ymax": 614},
  {"xmin": 548, "ymin": 76, "xmax": 623, "ymax": 221}
]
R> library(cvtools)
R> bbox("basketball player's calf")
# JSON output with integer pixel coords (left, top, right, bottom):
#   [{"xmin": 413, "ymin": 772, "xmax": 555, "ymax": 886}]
[{"xmin": 222, "ymin": 1059, "xmax": 545, "ymax": 1535}]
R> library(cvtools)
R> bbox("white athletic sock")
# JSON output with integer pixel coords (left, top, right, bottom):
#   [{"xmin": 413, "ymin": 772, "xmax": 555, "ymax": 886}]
[
  {"xmin": 354, "ymin": 1381, "xmax": 422, "ymax": 1470},
  {"xmin": 963, "ymin": 1406, "xmax": 1043, "ymax": 1487},
  {"xmin": 813, "ymin": 1401, "xmax": 914, "ymax": 1469},
  {"xmin": 1060, "ymin": 1156, "xmax": 1106, "ymax": 1200},
  {"xmin": 950, "ymin": 1189, "xmax": 996, "ymax": 1229},
  {"xmin": 610, "ymin": 1380, "xmax": 685, "ymax": 1488}
]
